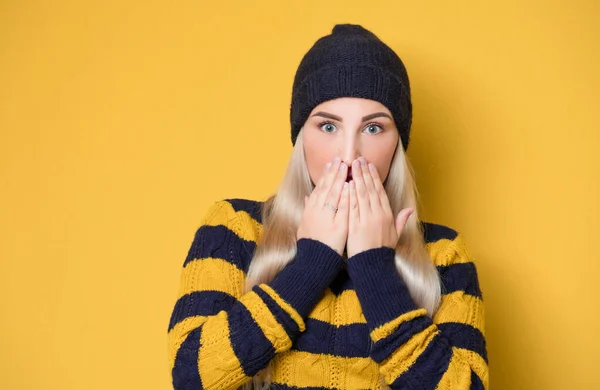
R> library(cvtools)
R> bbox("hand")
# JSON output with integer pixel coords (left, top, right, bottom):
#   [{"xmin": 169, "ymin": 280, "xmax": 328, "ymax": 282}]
[
  {"xmin": 346, "ymin": 157, "xmax": 414, "ymax": 258},
  {"xmin": 297, "ymin": 156, "xmax": 350, "ymax": 256}
]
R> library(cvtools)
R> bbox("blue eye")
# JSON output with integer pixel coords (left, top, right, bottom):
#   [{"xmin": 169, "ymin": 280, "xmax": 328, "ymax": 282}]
[
  {"xmin": 364, "ymin": 124, "xmax": 383, "ymax": 134},
  {"xmin": 318, "ymin": 121, "xmax": 337, "ymax": 133}
]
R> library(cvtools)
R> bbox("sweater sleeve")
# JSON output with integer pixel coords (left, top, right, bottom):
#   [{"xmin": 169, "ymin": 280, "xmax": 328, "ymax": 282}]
[
  {"xmin": 345, "ymin": 234, "xmax": 489, "ymax": 390},
  {"xmin": 167, "ymin": 200, "xmax": 343, "ymax": 390}
]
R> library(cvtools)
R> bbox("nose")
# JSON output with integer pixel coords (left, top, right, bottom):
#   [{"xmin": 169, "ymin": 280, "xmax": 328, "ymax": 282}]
[{"xmin": 338, "ymin": 142, "xmax": 360, "ymax": 167}]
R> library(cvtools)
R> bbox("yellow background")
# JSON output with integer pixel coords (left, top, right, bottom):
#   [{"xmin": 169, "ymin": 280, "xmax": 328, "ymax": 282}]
[{"xmin": 1, "ymin": 1, "xmax": 598, "ymax": 389}]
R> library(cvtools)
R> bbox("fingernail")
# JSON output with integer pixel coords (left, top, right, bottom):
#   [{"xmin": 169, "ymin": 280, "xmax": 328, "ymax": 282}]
[
  {"xmin": 339, "ymin": 162, "xmax": 346, "ymax": 171},
  {"xmin": 333, "ymin": 156, "xmax": 341, "ymax": 164},
  {"xmin": 359, "ymin": 157, "xmax": 366, "ymax": 166},
  {"xmin": 326, "ymin": 162, "xmax": 332, "ymax": 169},
  {"xmin": 343, "ymin": 182, "xmax": 348, "ymax": 190}
]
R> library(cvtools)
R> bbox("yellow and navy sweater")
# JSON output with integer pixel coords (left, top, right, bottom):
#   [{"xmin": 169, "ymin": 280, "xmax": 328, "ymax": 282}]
[{"xmin": 167, "ymin": 198, "xmax": 489, "ymax": 389}]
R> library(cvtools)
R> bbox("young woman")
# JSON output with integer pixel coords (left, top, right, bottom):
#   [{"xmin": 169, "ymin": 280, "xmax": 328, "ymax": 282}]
[{"xmin": 167, "ymin": 24, "xmax": 489, "ymax": 390}]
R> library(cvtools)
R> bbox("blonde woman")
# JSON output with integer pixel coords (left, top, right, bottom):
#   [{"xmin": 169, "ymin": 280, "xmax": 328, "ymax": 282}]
[{"xmin": 167, "ymin": 24, "xmax": 488, "ymax": 389}]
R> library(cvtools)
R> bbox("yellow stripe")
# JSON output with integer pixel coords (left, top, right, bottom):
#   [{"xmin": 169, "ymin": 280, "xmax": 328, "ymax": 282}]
[
  {"xmin": 435, "ymin": 347, "xmax": 489, "ymax": 390},
  {"xmin": 428, "ymin": 234, "xmax": 473, "ymax": 267},
  {"xmin": 238, "ymin": 291, "xmax": 292, "ymax": 352},
  {"xmin": 308, "ymin": 288, "xmax": 367, "ymax": 326},
  {"xmin": 167, "ymin": 315, "xmax": 209, "ymax": 371},
  {"xmin": 433, "ymin": 291, "xmax": 485, "ymax": 335},
  {"xmin": 370, "ymin": 308, "xmax": 428, "ymax": 342},
  {"xmin": 235, "ymin": 208, "xmax": 264, "ymax": 242},
  {"xmin": 204, "ymin": 200, "xmax": 262, "ymax": 243},
  {"xmin": 198, "ymin": 311, "xmax": 251, "ymax": 389},
  {"xmin": 455, "ymin": 347, "xmax": 489, "ymax": 390},
  {"xmin": 270, "ymin": 350, "xmax": 380, "ymax": 389},
  {"xmin": 178, "ymin": 257, "xmax": 245, "ymax": 299},
  {"xmin": 434, "ymin": 347, "xmax": 471, "ymax": 389},
  {"xmin": 425, "ymin": 238, "xmax": 453, "ymax": 266},
  {"xmin": 380, "ymin": 324, "xmax": 439, "ymax": 384},
  {"xmin": 259, "ymin": 284, "xmax": 306, "ymax": 332}
]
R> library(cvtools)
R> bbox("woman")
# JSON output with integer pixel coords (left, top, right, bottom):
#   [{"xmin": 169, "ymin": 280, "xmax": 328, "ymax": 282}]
[{"xmin": 167, "ymin": 24, "xmax": 488, "ymax": 389}]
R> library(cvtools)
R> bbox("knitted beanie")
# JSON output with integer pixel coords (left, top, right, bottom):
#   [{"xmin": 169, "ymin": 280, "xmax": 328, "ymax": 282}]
[{"xmin": 290, "ymin": 24, "xmax": 412, "ymax": 151}]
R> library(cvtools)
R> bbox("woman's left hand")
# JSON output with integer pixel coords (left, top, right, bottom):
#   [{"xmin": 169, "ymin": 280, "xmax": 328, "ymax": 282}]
[{"xmin": 346, "ymin": 157, "xmax": 415, "ymax": 259}]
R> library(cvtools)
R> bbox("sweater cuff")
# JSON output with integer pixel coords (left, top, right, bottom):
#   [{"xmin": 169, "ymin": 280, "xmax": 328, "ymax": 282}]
[
  {"xmin": 346, "ymin": 246, "xmax": 419, "ymax": 328},
  {"xmin": 268, "ymin": 238, "xmax": 344, "ymax": 318}
]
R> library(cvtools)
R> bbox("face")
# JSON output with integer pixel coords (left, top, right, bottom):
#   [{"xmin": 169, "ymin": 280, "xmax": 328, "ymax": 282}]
[{"xmin": 302, "ymin": 97, "xmax": 400, "ymax": 186}]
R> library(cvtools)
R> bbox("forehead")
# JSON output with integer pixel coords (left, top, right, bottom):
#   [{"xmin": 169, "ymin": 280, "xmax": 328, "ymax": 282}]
[{"xmin": 310, "ymin": 97, "xmax": 391, "ymax": 116}]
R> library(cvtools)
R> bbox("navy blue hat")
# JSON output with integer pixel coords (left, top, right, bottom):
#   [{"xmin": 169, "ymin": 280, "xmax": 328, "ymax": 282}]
[{"xmin": 290, "ymin": 24, "xmax": 412, "ymax": 151}]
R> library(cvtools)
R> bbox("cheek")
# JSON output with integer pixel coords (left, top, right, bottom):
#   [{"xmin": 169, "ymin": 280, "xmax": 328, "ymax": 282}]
[
  {"xmin": 304, "ymin": 147, "xmax": 330, "ymax": 185},
  {"xmin": 369, "ymin": 149, "xmax": 396, "ymax": 180}
]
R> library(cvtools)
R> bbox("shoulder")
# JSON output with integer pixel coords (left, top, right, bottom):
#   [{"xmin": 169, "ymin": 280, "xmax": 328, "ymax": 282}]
[
  {"xmin": 221, "ymin": 198, "xmax": 264, "ymax": 224},
  {"xmin": 421, "ymin": 221, "xmax": 474, "ymax": 268},
  {"xmin": 188, "ymin": 197, "xmax": 265, "ymax": 272},
  {"xmin": 200, "ymin": 197, "xmax": 265, "ymax": 241},
  {"xmin": 421, "ymin": 221, "xmax": 458, "ymax": 244}
]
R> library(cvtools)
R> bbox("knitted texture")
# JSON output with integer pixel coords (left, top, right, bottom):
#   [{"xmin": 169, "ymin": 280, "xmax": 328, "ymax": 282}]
[
  {"xmin": 290, "ymin": 24, "xmax": 413, "ymax": 151},
  {"xmin": 167, "ymin": 198, "xmax": 489, "ymax": 389}
]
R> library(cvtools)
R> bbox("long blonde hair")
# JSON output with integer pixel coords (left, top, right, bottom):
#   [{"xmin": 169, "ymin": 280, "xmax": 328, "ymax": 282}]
[{"xmin": 240, "ymin": 126, "xmax": 442, "ymax": 389}]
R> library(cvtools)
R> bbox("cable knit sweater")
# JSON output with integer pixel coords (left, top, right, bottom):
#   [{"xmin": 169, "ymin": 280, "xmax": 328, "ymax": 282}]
[{"xmin": 167, "ymin": 198, "xmax": 489, "ymax": 389}]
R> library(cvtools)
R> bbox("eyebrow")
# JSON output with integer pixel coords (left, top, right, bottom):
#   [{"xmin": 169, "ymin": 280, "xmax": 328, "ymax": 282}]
[{"xmin": 310, "ymin": 111, "xmax": 393, "ymax": 122}]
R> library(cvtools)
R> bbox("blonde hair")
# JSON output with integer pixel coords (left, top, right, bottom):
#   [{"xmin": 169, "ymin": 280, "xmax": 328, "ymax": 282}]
[{"xmin": 240, "ymin": 127, "xmax": 442, "ymax": 389}]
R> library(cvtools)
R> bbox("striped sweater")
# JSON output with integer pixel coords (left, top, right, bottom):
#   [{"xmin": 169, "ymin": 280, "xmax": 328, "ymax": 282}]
[{"xmin": 167, "ymin": 198, "xmax": 489, "ymax": 389}]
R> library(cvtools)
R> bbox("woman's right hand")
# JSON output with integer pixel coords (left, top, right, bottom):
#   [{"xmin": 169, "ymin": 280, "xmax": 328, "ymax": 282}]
[{"xmin": 297, "ymin": 156, "xmax": 350, "ymax": 256}]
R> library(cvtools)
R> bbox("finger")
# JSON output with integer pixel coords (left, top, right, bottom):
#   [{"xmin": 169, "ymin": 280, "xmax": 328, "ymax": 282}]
[
  {"xmin": 360, "ymin": 158, "xmax": 381, "ymax": 209},
  {"xmin": 309, "ymin": 160, "xmax": 333, "ymax": 207},
  {"xmin": 352, "ymin": 159, "xmax": 371, "ymax": 212},
  {"xmin": 323, "ymin": 162, "xmax": 348, "ymax": 212},
  {"xmin": 349, "ymin": 179, "xmax": 359, "ymax": 223},
  {"xmin": 335, "ymin": 181, "xmax": 350, "ymax": 224},
  {"xmin": 368, "ymin": 163, "xmax": 392, "ymax": 215},
  {"xmin": 395, "ymin": 208, "xmax": 415, "ymax": 238},
  {"xmin": 316, "ymin": 157, "xmax": 342, "ymax": 205}
]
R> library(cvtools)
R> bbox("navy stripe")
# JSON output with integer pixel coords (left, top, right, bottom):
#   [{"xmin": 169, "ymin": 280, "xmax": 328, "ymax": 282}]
[
  {"xmin": 292, "ymin": 318, "xmax": 371, "ymax": 358},
  {"xmin": 228, "ymin": 300, "xmax": 275, "ymax": 376},
  {"xmin": 437, "ymin": 262, "xmax": 483, "ymax": 299},
  {"xmin": 183, "ymin": 224, "xmax": 255, "ymax": 271},
  {"xmin": 470, "ymin": 369, "xmax": 486, "ymax": 390},
  {"xmin": 172, "ymin": 327, "xmax": 203, "ymax": 390},
  {"xmin": 371, "ymin": 315, "xmax": 433, "ymax": 363},
  {"xmin": 422, "ymin": 222, "xmax": 458, "ymax": 243},
  {"xmin": 390, "ymin": 331, "xmax": 452, "ymax": 389},
  {"xmin": 168, "ymin": 291, "xmax": 237, "ymax": 332},
  {"xmin": 225, "ymin": 198, "xmax": 264, "ymax": 223},
  {"xmin": 253, "ymin": 286, "xmax": 300, "ymax": 338},
  {"xmin": 438, "ymin": 322, "xmax": 488, "ymax": 363}
]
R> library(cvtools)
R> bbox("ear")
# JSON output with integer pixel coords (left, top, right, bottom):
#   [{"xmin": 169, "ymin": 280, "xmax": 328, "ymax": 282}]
[{"xmin": 395, "ymin": 208, "xmax": 415, "ymax": 238}]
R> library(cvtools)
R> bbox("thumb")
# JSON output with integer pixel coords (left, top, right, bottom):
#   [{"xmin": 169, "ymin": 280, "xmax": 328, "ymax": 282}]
[{"xmin": 395, "ymin": 207, "xmax": 415, "ymax": 238}]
